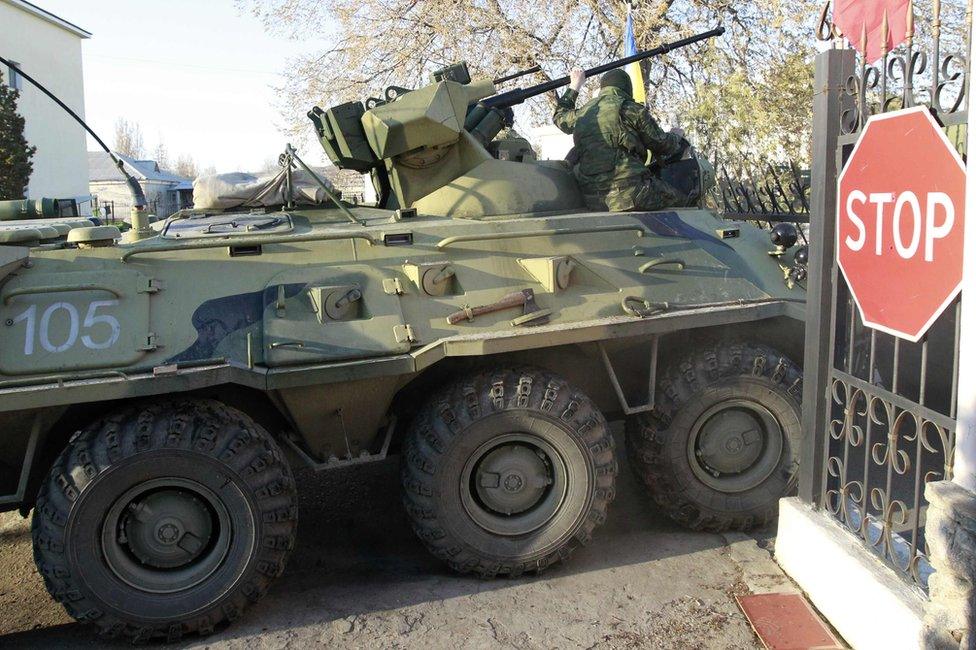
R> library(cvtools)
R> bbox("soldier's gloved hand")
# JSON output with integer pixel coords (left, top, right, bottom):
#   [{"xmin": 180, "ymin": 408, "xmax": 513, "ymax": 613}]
[
  {"xmin": 670, "ymin": 127, "xmax": 685, "ymax": 139},
  {"xmin": 569, "ymin": 68, "xmax": 586, "ymax": 92}
]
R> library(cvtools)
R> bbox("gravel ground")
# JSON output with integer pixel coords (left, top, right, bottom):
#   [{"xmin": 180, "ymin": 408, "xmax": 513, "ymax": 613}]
[{"xmin": 0, "ymin": 428, "xmax": 799, "ymax": 649}]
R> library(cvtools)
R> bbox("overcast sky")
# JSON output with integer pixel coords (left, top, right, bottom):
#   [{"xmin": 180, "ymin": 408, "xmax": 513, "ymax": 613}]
[{"xmin": 38, "ymin": 0, "xmax": 328, "ymax": 173}]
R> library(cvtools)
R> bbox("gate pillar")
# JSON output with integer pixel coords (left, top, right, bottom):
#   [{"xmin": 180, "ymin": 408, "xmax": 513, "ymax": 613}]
[
  {"xmin": 921, "ymin": 47, "xmax": 976, "ymax": 650},
  {"xmin": 798, "ymin": 47, "xmax": 855, "ymax": 505}
]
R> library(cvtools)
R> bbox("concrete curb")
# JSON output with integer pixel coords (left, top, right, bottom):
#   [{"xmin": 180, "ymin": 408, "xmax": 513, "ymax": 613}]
[{"xmin": 775, "ymin": 497, "xmax": 926, "ymax": 650}]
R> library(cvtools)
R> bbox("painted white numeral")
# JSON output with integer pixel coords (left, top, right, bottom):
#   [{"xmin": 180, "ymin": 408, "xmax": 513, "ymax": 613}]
[
  {"xmin": 81, "ymin": 300, "xmax": 121, "ymax": 350},
  {"xmin": 39, "ymin": 302, "xmax": 80, "ymax": 353},
  {"xmin": 11, "ymin": 300, "xmax": 122, "ymax": 355},
  {"xmin": 13, "ymin": 304, "xmax": 36, "ymax": 355}
]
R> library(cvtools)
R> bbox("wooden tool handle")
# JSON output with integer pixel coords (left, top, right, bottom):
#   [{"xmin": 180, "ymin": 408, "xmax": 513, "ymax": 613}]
[{"xmin": 447, "ymin": 290, "xmax": 527, "ymax": 325}]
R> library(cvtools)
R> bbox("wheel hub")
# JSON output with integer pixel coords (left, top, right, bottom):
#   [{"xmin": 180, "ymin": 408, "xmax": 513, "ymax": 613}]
[
  {"xmin": 461, "ymin": 433, "xmax": 569, "ymax": 537},
  {"xmin": 696, "ymin": 410, "xmax": 764, "ymax": 475},
  {"xmin": 688, "ymin": 399, "xmax": 784, "ymax": 493},
  {"xmin": 155, "ymin": 520, "xmax": 182, "ymax": 545},
  {"xmin": 102, "ymin": 478, "xmax": 232, "ymax": 594},
  {"xmin": 475, "ymin": 444, "xmax": 552, "ymax": 516},
  {"xmin": 124, "ymin": 490, "xmax": 213, "ymax": 569}
]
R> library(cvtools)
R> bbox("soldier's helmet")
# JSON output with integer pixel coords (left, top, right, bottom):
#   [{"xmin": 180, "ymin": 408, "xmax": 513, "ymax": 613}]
[{"xmin": 600, "ymin": 69, "xmax": 633, "ymax": 98}]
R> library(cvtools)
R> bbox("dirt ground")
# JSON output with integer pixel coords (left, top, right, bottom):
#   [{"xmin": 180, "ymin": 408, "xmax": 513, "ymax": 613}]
[{"xmin": 0, "ymin": 428, "xmax": 800, "ymax": 649}]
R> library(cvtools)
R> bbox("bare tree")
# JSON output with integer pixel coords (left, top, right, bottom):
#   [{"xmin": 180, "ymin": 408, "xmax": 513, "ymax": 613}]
[
  {"xmin": 153, "ymin": 140, "xmax": 170, "ymax": 170},
  {"xmin": 259, "ymin": 156, "xmax": 282, "ymax": 174},
  {"xmin": 238, "ymin": 0, "xmax": 821, "ymax": 162},
  {"xmin": 174, "ymin": 154, "xmax": 199, "ymax": 180},
  {"xmin": 114, "ymin": 118, "xmax": 145, "ymax": 158}
]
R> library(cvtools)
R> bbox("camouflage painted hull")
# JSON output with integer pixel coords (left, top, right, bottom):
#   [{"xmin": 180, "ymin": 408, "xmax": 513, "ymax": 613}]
[{"xmin": 0, "ymin": 204, "xmax": 804, "ymax": 500}]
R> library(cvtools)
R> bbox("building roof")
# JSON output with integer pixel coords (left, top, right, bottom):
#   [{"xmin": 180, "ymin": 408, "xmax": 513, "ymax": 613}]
[
  {"xmin": 88, "ymin": 151, "xmax": 193, "ymax": 190},
  {"xmin": 320, "ymin": 166, "xmax": 366, "ymax": 194},
  {"xmin": 2, "ymin": 0, "xmax": 92, "ymax": 38}
]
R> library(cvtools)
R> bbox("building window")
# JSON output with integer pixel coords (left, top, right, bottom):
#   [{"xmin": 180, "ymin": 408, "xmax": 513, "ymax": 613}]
[{"xmin": 6, "ymin": 61, "xmax": 22, "ymax": 91}]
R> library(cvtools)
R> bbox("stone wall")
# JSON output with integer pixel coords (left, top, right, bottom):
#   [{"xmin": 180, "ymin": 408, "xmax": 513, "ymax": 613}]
[{"xmin": 923, "ymin": 481, "xmax": 976, "ymax": 649}]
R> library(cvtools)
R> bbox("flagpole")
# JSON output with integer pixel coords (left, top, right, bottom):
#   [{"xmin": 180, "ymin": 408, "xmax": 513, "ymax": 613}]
[{"xmin": 624, "ymin": 0, "xmax": 649, "ymax": 106}]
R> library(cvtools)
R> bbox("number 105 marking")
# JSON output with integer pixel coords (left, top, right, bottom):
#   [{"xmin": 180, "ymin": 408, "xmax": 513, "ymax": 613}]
[{"xmin": 11, "ymin": 300, "xmax": 122, "ymax": 355}]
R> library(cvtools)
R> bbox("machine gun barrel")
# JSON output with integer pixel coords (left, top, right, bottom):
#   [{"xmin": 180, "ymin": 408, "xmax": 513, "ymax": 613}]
[
  {"xmin": 482, "ymin": 26, "xmax": 724, "ymax": 109},
  {"xmin": 493, "ymin": 65, "xmax": 542, "ymax": 85}
]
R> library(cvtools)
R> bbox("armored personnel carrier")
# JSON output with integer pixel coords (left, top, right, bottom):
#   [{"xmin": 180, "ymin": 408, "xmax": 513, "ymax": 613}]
[{"xmin": 0, "ymin": 30, "xmax": 806, "ymax": 641}]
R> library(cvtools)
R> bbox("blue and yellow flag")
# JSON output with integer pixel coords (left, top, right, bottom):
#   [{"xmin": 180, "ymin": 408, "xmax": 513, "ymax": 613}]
[{"xmin": 624, "ymin": 5, "xmax": 646, "ymax": 104}]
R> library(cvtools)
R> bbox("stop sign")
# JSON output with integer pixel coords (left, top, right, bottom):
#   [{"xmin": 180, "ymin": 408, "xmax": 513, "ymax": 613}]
[{"xmin": 837, "ymin": 106, "xmax": 966, "ymax": 342}]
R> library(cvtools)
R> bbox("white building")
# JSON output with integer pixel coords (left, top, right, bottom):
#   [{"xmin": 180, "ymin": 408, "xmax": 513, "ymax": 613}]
[
  {"xmin": 88, "ymin": 152, "xmax": 193, "ymax": 221},
  {"xmin": 0, "ymin": 0, "xmax": 91, "ymax": 212},
  {"xmin": 527, "ymin": 124, "xmax": 574, "ymax": 161}
]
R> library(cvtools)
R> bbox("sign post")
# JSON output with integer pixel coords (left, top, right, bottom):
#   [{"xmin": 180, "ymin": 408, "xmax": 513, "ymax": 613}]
[{"xmin": 837, "ymin": 106, "xmax": 967, "ymax": 342}]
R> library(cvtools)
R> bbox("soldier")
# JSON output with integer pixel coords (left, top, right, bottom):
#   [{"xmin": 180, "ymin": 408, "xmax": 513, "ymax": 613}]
[{"xmin": 554, "ymin": 67, "xmax": 694, "ymax": 212}]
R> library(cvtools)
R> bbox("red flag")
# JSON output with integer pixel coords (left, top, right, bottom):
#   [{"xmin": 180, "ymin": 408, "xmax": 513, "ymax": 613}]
[{"xmin": 833, "ymin": 0, "xmax": 913, "ymax": 63}]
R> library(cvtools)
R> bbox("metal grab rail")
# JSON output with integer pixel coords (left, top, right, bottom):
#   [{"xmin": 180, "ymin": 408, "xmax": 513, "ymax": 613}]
[
  {"xmin": 3, "ymin": 284, "xmax": 122, "ymax": 304},
  {"xmin": 436, "ymin": 224, "xmax": 646, "ymax": 250},
  {"xmin": 121, "ymin": 231, "xmax": 378, "ymax": 262},
  {"xmin": 0, "ymin": 369, "xmax": 130, "ymax": 389},
  {"xmin": 639, "ymin": 258, "xmax": 686, "ymax": 273}
]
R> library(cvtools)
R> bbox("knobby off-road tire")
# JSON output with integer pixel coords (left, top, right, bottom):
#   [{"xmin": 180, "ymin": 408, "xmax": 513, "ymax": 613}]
[
  {"xmin": 31, "ymin": 399, "xmax": 298, "ymax": 643},
  {"xmin": 402, "ymin": 367, "xmax": 617, "ymax": 577},
  {"xmin": 625, "ymin": 343, "xmax": 802, "ymax": 532}
]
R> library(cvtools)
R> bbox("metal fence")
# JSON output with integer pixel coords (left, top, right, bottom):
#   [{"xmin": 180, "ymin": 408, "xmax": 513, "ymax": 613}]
[
  {"xmin": 718, "ymin": 160, "xmax": 811, "ymax": 225},
  {"xmin": 91, "ymin": 195, "xmax": 159, "ymax": 224},
  {"xmin": 801, "ymin": 0, "xmax": 969, "ymax": 592}
]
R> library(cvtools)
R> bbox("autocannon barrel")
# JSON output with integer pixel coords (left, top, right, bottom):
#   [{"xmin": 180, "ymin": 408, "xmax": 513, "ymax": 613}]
[{"xmin": 482, "ymin": 26, "xmax": 725, "ymax": 109}]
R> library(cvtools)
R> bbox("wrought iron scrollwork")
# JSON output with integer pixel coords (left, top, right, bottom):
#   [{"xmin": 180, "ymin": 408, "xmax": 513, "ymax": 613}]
[
  {"xmin": 869, "ymin": 400, "xmax": 912, "ymax": 475},
  {"xmin": 817, "ymin": 2, "xmax": 842, "ymax": 42},
  {"xmin": 821, "ymin": 0, "xmax": 970, "ymax": 137},
  {"xmin": 829, "ymin": 379, "xmax": 866, "ymax": 447},
  {"xmin": 718, "ymin": 160, "xmax": 810, "ymax": 225},
  {"xmin": 935, "ymin": 52, "xmax": 968, "ymax": 113},
  {"xmin": 884, "ymin": 51, "xmax": 916, "ymax": 110},
  {"xmin": 866, "ymin": 488, "xmax": 910, "ymax": 560},
  {"xmin": 822, "ymin": 372, "xmax": 956, "ymax": 590},
  {"xmin": 917, "ymin": 418, "xmax": 955, "ymax": 484}
]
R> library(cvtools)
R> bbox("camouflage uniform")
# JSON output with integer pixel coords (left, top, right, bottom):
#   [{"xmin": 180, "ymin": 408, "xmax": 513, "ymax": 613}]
[{"xmin": 554, "ymin": 86, "xmax": 691, "ymax": 212}]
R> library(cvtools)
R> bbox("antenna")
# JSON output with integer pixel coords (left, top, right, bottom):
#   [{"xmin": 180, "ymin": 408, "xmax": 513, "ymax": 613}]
[{"xmin": 0, "ymin": 54, "xmax": 147, "ymax": 211}]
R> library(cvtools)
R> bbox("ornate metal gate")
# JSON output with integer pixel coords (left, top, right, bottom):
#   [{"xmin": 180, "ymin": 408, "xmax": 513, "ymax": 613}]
[{"xmin": 799, "ymin": 0, "xmax": 970, "ymax": 591}]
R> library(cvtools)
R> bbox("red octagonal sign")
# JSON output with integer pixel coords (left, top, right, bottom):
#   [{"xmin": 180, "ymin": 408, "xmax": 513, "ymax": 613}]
[{"xmin": 838, "ymin": 106, "xmax": 966, "ymax": 342}]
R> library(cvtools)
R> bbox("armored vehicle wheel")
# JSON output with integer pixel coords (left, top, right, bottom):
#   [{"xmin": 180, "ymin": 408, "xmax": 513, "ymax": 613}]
[
  {"xmin": 625, "ymin": 344, "xmax": 802, "ymax": 532},
  {"xmin": 402, "ymin": 368, "xmax": 617, "ymax": 577},
  {"xmin": 31, "ymin": 400, "xmax": 297, "ymax": 643}
]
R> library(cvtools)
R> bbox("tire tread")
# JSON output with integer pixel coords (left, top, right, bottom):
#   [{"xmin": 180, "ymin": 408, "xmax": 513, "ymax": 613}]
[
  {"xmin": 31, "ymin": 399, "xmax": 297, "ymax": 643},
  {"xmin": 625, "ymin": 343, "xmax": 802, "ymax": 533},
  {"xmin": 402, "ymin": 367, "xmax": 617, "ymax": 578}
]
